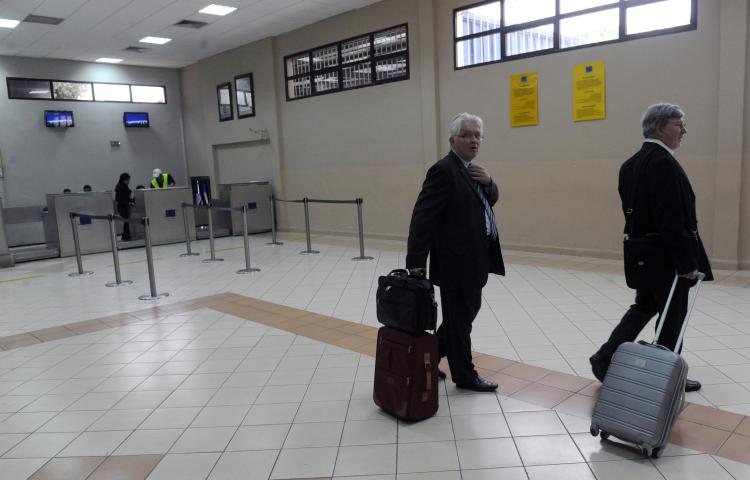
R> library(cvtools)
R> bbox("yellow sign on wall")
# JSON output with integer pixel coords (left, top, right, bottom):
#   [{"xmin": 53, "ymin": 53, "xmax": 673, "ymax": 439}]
[
  {"xmin": 573, "ymin": 61, "xmax": 606, "ymax": 122},
  {"xmin": 510, "ymin": 72, "xmax": 539, "ymax": 127}
]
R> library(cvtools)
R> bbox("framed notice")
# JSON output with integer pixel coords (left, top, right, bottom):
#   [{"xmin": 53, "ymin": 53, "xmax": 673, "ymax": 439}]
[
  {"xmin": 573, "ymin": 61, "xmax": 606, "ymax": 122},
  {"xmin": 234, "ymin": 73, "xmax": 255, "ymax": 119},
  {"xmin": 217, "ymin": 82, "xmax": 233, "ymax": 122},
  {"xmin": 510, "ymin": 72, "xmax": 538, "ymax": 127}
]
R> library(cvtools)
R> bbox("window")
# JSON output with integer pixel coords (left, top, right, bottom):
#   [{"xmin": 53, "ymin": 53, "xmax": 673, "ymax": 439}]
[
  {"xmin": 454, "ymin": 0, "xmax": 696, "ymax": 69},
  {"xmin": 284, "ymin": 23, "xmax": 409, "ymax": 100},
  {"xmin": 6, "ymin": 77, "xmax": 166, "ymax": 104}
]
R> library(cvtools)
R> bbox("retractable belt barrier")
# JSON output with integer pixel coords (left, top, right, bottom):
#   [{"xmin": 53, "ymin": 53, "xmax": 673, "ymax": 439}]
[{"xmin": 268, "ymin": 196, "xmax": 373, "ymax": 261}]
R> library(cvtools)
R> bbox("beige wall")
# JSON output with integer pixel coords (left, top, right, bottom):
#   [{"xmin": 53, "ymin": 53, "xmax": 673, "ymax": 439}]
[{"xmin": 180, "ymin": 0, "xmax": 750, "ymax": 269}]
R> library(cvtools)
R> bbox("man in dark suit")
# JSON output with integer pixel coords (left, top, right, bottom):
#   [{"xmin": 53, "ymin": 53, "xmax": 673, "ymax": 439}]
[
  {"xmin": 406, "ymin": 113, "xmax": 505, "ymax": 392},
  {"xmin": 590, "ymin": 103, "xmax": 712, "ymax": 392}
]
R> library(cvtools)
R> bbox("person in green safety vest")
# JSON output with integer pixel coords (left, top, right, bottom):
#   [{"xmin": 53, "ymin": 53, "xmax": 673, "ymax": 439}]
[{"xmin": 150, "ymin": 168, "xmax": 175, "ymax": 188}]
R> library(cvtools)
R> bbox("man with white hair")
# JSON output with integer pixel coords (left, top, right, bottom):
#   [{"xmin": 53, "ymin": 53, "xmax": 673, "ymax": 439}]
[
  {"xmin": 590, "ymin": 103, "xmax": 712, "ymax": 392},
  {"xmin": 150, "ymin": 168, "xmax": 175, "ymax": 189},
  {"xmin": 406, "ymin": 112, "xmax": 505, "ymax": 392}
]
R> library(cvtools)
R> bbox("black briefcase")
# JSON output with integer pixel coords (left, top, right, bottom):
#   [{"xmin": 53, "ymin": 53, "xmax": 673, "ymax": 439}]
[{"xmin": 376, "ymin": 269, "xmax": 437, "ymax": 333}]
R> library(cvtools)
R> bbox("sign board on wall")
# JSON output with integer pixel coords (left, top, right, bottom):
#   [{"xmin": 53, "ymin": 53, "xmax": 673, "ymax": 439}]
[
  {"xmin": 573, "ymin": 61, "xmax": 606, "ymax": 122},
  {"xmin": 509, "ymin": 72, "xmax": 539, "ymax": 127}
]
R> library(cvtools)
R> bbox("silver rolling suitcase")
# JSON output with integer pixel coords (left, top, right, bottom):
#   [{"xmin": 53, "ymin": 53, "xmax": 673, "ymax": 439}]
[{"xmin": 590, "ymin": 272, "xmax": 705, "ymax": 458}]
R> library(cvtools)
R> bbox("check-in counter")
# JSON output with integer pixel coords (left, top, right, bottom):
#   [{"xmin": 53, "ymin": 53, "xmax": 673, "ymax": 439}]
[
  {"xmin": 218, "ymin": 182, "xmax": 273, "ymax": 235},
  {"xmin": 131, "ymin": 187, "xmax": 195, "ymax": 246},
  {"xmin": 45, "ymin": 192, "xmax": 114, "ymax": 257}
]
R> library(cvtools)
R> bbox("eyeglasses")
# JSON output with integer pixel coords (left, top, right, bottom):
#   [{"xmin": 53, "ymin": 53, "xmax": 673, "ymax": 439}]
[{"xmin": 457, "ymin": 132, "xmax": 484, "ymax": 140}]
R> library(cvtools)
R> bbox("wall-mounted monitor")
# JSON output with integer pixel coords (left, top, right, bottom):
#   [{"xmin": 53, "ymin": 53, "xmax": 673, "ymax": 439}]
[
  {"xmin": 123, "ymin": 111, "xmax": 149, "ymax": 128},
  {"xmin": 45, "ymin": 110, "xmax": 74, "ymax": 128}
]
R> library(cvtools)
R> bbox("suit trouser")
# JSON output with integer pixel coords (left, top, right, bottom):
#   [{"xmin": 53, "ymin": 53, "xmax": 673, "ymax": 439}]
[
  {"xmin": 438, "ymin": 287, "xmax": 482, "ymax": 384},
  {"xmin": 595, "ymin": 277, "xmax": 693, "ymax": 364}
]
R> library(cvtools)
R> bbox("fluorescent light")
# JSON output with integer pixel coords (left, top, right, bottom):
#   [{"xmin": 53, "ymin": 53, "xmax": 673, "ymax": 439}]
[
  {"xmin": 140, "ymin": 36, "xmax": 172, "ymax": 45},
  {"xmin": 0, "ymin": 18, "xmax": 20, "ymax": 29},
  {"xmin": 96, "ymin": 57, "xmax": 123, "ymax": 64},
  {"xmin": 199, "ymin": 4, "xmax": 237, "ymax": 16}
]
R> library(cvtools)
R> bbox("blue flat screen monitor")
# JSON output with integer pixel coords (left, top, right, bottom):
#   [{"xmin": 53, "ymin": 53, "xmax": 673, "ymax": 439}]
[
  {"xmin": 45, "ymin": 110, "xmax": 74, "ymax": 128},
  {"xmin": 123, "ymin": 112, "xmax": 149, "ymax": 128}
]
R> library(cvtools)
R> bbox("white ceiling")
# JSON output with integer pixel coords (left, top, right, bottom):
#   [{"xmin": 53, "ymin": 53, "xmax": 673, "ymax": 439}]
[{"xmin": 0, "ymin": 0, "xmax": 380, "ymax": 68}]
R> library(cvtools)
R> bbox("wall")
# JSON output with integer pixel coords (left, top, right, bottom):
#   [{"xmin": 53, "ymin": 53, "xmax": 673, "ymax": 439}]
[
  {"xmin": 0, "ymin": 56, "xmax": 186, "ymax": 208},
  {"xmin": 180, "ymin": 0, "xmax": 750, "ymax": 268}
]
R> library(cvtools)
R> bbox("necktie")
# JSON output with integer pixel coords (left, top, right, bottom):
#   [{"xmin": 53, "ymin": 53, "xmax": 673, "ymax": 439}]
[{"xmin": 475, "ymin": 182, "xmax": 498, "ymax": 239}]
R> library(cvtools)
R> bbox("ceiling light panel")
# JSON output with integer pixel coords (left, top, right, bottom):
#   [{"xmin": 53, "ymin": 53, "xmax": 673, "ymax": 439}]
[
  {"xmin": 199, "ymin": 4, "xmax": 238, "ymax": 16},
  {"xmin": 96, "ymin": 57, "xmax": 123, "ymax": 63},
  {"xmin": 0, "ymin": 18, "xmax": 20, "ymax": 29},
  {"xmin": 140, "ymin": 36, "xmax": 171, "ymax": 45}
]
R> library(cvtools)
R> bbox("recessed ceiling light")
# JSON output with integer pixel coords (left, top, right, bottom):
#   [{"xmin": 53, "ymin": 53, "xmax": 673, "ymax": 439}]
[
  {"xmin": 140, "ymin": 36, "xmax": 171, "ymax": 45},
  {"xmin": 199, "ymin": 4, "xmax": 237, "ymax": 16},
  {"xmin": 0, "ymin": 18, "xmax": 20, "ymax": 29},
  {"xmin": 96, "ymin": 57, "xmax": 123, "ymax": 64}
]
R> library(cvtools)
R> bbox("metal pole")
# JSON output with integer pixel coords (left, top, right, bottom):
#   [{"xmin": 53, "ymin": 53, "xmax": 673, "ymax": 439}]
[
  {"xmin": 267, "ymin": 195, "xmax": 283, "ymax": 245},
  {"xmin": 202, "ymin": 206, "xmax": 224, "ymax": 262},
  {"xmin": 179, "ymin": 205, "xmax": 199, "ymax": 257},
  {"xmin": 352, "ymin": 198, "xmax": 373, "ymax": 261},
  {"xmin": 237, "ymin": 205, "xmax": 260, "ymax": 274},
  {"xmin": 68, "ymin": 213, "xmax": 93, "ymax": 277},
  {"xmin": 139, "ymin": 217, "xmax": 168, "ymax": 300},
  {"xmin": 300, "ymin": 197, "xmax": 319, "ymax": 255},
  {"xmin": 106, "ymin": 215, "xmax": 132, "ymax": 287}
]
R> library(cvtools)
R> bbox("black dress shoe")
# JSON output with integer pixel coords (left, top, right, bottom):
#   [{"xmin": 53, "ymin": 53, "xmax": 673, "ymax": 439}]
[
  {"xmin": 589, "ymin": 353, "xmax": 609, "ymax": 383},
  {"xmin": 438, "ymin": 369, "xmax": 447, "ymax": 380},
  {"xmin": 685, "ymin": 379, "xmax": 701, "ymax": 392},
  {"xmin": 456, "ymin": 376, "xmax": 498, "ymax": 392}
]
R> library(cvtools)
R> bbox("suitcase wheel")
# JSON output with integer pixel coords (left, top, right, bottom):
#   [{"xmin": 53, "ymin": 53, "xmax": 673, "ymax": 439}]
[
  {"xmin": 589, "ymin": 426, "xmax": 599, "ymax": 437},
  {"xmin": 600, "ymin": 431, "xmax": 610, "ymax": 440},
  {"xmin": 651, "ymin": 447, "xmax": 661, "ymax": 459}
]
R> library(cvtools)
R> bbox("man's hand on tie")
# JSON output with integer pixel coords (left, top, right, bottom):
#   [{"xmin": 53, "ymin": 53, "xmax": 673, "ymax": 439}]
[{"xmin": 468, "ymin": 164, "xmax": 492, "ymax": 186}]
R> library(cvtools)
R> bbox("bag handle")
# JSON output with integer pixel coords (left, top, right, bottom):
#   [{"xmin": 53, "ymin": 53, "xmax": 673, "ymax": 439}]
[{"xmin": 652, "ymin": 271, "xmax": 706, "ymax": 350}]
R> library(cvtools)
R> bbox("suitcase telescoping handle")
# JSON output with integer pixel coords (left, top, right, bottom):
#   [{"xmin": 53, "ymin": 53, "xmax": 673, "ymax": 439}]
[{"xmin": 652, "ymin": 271, "xmax": 706, "ymax": 352}]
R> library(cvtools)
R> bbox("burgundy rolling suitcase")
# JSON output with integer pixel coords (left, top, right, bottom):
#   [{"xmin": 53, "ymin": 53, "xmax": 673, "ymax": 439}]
[{"xmin": 373, "ymin": 326, "xmax": 439, "ymax": 421}]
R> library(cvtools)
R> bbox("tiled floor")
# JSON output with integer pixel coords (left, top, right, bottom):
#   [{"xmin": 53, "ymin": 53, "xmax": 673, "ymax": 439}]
[{"xmin": 1, "ymin": 233, "xmax": 750, "ymax": 478}]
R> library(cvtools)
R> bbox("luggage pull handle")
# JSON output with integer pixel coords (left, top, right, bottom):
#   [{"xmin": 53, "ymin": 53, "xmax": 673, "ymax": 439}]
[{"xmin": 652, "ymin": 271, "xmax": 706, "ymax": 352}]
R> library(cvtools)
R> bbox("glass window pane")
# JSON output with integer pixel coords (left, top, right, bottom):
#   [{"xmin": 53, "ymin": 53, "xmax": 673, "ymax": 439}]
[
  {"xmin": 560, "ymin": 8, "xmax": 619, "ymax": 48},
  {"xmin": 375, "ymin": 55, "xmax": 407, "ymax": 81},
  {"xmin": 504, "ymin": 0, "xmax": 555, "ymax": 26},
  {"xmin": 287, "ymin": 77, "xmax": 311, "ymax": 99},
  {"xmin": 286, "ymin": 53, "xmax": 310, "ymax": 77},
  {"xmin": 93, "ymin": 83, "xmax": 131, "ymax": 102},
  {"xmin": 456, "ymin": 33, "xmax": 502, "ymax": 68},
  {"xmin": 627, "ymin": 0, "xmax": 692, "ymax": 35},
  {"xmin": 374, "ymin": 26, "xmax": 407, "ymax": 57},
  {"xmin": 7, "ymin": 78, "xmax": 51, "ymax": 99},
  {"xmin": 343, "ymin": 62, "xmax": 372, "ymax": 89},
  {"xmin": 131, "ymin": 85, "xmax": 165, "ymax": 103},
  {"xmin": 505, "ymin": 24, "xmax": 554, "ymax": 56},
  {"xmin": 341, "ymin": 35, "xmax": 370, "ymax": 64},
  {"xmin": 314, "ymin": 71, "xmax": 339, "ymax": 93},
  {"xmin": 52, "ymin": 81, "xmax": 93, "ymax": 101},
  {"xmin": 455, "ymin": 2, "xmax": 501, "ymax": 38},
  {"xmin": 313, "ymin": 45, "xmax": 338, "ymax": 71},
  {"xmin": 560, "ymin": 0, "xmax": 618, "ymax": 14}
]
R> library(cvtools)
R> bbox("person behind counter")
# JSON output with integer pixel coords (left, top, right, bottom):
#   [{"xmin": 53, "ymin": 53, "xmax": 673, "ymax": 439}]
[
  {"xmin": 150, "ymin": 168, "xmax": 175, "ymax": 189},
  {"xmin": 63, "ymin": 188, "xmax": 71, "ymax": 193},
  {"xmin": 115, "ymin": 173, "xmax": 133, "ymax": 241},
  {"xmin": 82, "ymin": 185, "xmax": 92, "ymax": 192}
]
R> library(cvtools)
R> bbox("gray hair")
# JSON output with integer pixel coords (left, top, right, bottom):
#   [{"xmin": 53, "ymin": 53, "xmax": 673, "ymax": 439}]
[
  {"xmin": 450, "ymin": 112, "xmax": 483, "ymax": 139},
  {"xmin": 641, "ymin": 103, "xmax": 684, "ymax": 138}
]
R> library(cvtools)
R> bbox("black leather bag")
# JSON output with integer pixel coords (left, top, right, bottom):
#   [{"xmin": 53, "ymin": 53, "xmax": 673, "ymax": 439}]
[
  {"xmin": 376, "ymin": 269, "xmax": 437, "ymax": 333},
  {"xmin": 623, "ymin": 236, "xmax": 671, "ymax": 289}
]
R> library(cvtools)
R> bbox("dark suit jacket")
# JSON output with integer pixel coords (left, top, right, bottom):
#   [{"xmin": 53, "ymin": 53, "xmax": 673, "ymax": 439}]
[
  {"xmin": 406, "ymin": 151, "xmax": 505, "ymax": 290},
  {"xmin": 619, "ymin": 142, "xmax": 712, "ymax": 280}
]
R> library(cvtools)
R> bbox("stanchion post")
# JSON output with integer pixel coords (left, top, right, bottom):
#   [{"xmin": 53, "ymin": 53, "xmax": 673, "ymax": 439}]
[
  {"xmin": 267, "ymin": 195, "xmax": 283, "ymax": 245},
  {"xmin": 202, "ymin": 206, "xmax": 224, "ymax": 263},
  {"xmin": 68, "ymin": 212, "xmax": 93, "ymax": 277},
  {"xmin": 179, "ymin": 204, "xmax": 199, "ymax": 257},
  {"xmin": 300, "ymin": 197, "xmax": 319, "ymax": 255},
  {"xmin": 352, "ymin": 198, "xmax": 374, "ymax": 261},
  {"xmin": 139, "ymin": 217, "xmax": 169, "ymax": 300},
  {"xmin": 106, "ymin": 215, "xmax": 133, "ymax": 287},
  {"xmin": 237, "ymin": 204, "xmax": 260, "ymax": 274}
]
